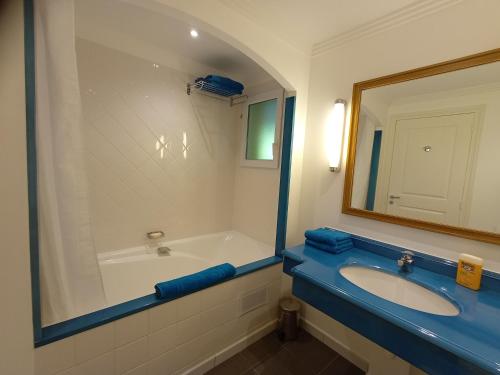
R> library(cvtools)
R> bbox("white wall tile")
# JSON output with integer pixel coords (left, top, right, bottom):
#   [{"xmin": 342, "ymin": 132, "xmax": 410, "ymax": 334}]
[
  {"xmin": 146, "ymin": 349, "xmax": 176, "ymax": 375},
  {"xmin": 237, "ymin": 265, "xmax": 281, "ymax": 295},
  {"xmin": 171, "ymin": 337, "xmax": 202, "ymax": 373},
  {"xmin": 200, "ymin": 299, "xmax": 238, "ymax": 334},
  {"xmin": 77, "ymin": 39, "xmax": 242, "ymax": 253},
  {"xmin": 176, "ymin": 292, "xmax": 201, "ymax": 321},
  {"xmin": 35, "ymin": 337, "xmax": 75, "ymax": 375},
  {"xmin": 214, "ymin": 319, "xmax": 242, "ymax": 356},
  {"xmin": 236, "ymin": 303, "xmax": 274, "ymax": 337},
  {"xmin": 149, "ymin": 301, "xmax": 177, "ymax": 333},
  {"xmin": 200, "ymin": 278, "xmax": 238, "ymax": 311},
  {"xmin": 36, "ymin": 270, "xmax": 281, "ymax": 375},
  {"xmin": 115, "ymin": 311, "xmax": 149, "ymax": 347},
  {"xmin": 123, "ymin": 363, "xmax": 148, "ymax": 375},
  {"xmin": 173, "ymin": 356, "xmax": 215, "ymax": 375},
  {"xmin": 147, "ymin": 324, "xmax": 177, "ymax": 359},
  {"xmin": 196, "ymin": 329, "xmax": 220, "ymax": 360},
  {"xmin": 74, "ymin": 323, "xmax": 114, "ymax": 364},
  {"xmin": 115, "ymin": 337, "xmax": 148, "ymax": 374},
  {"xmin": 176, "ymin": 315, "xmax": 201, "ymax": 346},
  {"xmin": 71, "ymin": 351, "xmax": 114, "ymax": 375}
]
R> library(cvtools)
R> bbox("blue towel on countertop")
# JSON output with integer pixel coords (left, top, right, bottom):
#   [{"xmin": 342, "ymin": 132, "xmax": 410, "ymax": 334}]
[
  {"xmin": 305, "ymin": 239, "xmax": 352, "ymax": 254},
  {"xmin": 304, "ymin": 228, "xmax": 353, "ymax": 254},
  {"xmin": 155, "ymin": 263, "xmax": 236, "ymax": 299}
]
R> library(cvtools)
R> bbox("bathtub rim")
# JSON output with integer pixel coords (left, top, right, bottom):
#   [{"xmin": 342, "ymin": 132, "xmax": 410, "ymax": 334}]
[{"xmin": 36, "ymin": 256, "xmax": 282, "ymax": 347}]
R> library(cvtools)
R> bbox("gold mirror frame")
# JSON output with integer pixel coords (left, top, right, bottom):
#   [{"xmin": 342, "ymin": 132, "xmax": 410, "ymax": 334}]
[{"xmin": 343, "ymin": 48, "xmax": 500, "ymax": 245}]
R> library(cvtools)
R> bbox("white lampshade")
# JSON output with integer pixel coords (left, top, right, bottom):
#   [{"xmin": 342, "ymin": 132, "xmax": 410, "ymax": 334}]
[{"xmin": 327, "ymin": 99, "xmax": 347, "ymax": 172}]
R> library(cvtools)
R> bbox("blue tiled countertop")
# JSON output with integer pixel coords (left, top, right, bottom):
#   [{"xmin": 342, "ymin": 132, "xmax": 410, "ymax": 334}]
[{"xmin": 283, "ymin": 239, "xmax": 500, "ymax": 374}]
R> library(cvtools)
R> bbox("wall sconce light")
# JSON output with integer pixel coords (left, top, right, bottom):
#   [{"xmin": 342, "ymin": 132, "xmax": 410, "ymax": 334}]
[{"xmin": 327, "ymin": 99, "xmax": 347, "ymax": 172}]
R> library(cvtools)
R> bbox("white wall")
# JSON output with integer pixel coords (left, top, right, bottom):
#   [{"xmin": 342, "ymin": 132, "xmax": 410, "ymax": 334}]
[
  {"xmin": 77, "ymin": 39, "xmax": 240, "ymax": 252},
  {"xmin": 296, "ymin": 4, "xmax": 500, "ymax": 371},
  {"xmin": 299, "ymin": 0, "xmax": 500, "ymax": 272},
  {"xmin": 0, "ymin": 1, "xmax": 35, "ymax": 374}
]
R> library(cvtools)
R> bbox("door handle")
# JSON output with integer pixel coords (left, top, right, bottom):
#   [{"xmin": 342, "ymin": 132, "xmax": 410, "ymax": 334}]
[{"xmin": 389, "ymin": 195, "xmax": 400, "ymax": 199}]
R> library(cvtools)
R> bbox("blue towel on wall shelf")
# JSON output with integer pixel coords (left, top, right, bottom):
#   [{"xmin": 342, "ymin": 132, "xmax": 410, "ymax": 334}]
[
  {"xmin": 195, "ymin": 75, "xmax": 244, "ymax": 96},
  {"xmin": 304, "ymin": 228, "xmax": 353, "ymax": 254},
  {"xmin": 155, "ymin": 263, "xmax": 236, "ymax": 299},
  {"xmin": 205, "ymin": 75, "xmax": 244, "ymax": 93}
]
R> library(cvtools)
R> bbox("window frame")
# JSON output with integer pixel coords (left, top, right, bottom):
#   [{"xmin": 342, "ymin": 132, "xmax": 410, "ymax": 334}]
[{"xmin": 240, "ymin": 89, "xmax": 284, "ymax": 169}]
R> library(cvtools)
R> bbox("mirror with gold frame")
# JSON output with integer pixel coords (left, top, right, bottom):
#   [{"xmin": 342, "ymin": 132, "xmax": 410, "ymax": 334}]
[{"xmin": 343, "ymin": 48, "xmax": 500, "ymax": 244}]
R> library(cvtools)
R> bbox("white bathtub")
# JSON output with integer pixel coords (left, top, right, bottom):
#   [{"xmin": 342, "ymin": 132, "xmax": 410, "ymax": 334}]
[{"xmin": 98, "ymin": 231, "xmax": 275, "ymax": 305}]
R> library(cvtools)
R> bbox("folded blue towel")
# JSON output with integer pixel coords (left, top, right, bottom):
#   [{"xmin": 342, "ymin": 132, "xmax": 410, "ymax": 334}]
[
  {"xmin": 205, "ymin": 75, "xmax": 244, "ymax": 93},
  {"xmin": 305, "ymin": 228, "xmax": 351, "ymax": 246},
  {"xmin": 155, "ymin": 263, "xmax": 236, "ymax": 299},
  {"xmin": 305, "ymin": 239, "xmax": 352, "ymax": 254},
  {"xmin": 304, "ymin": 228, "xmax": 353, "ymax": 254}
]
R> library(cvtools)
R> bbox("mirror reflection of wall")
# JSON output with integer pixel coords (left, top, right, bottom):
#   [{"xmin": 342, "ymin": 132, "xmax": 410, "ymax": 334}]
[{"xmin": 351, "ymin": 61, "xmax": 500, "ymax": 234}]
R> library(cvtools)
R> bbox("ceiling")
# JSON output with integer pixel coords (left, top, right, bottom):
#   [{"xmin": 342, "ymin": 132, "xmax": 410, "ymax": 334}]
[
  {"xmin": 75, "ymin": 0, "xmax": 274, "ymax": 86},
  {"xmin": 220, "ymin": 0, "xmax": 462, "ymax": 54},
  {"xmin": 74, "ymin": 0, "xmax": 462, "ymax": 84}
]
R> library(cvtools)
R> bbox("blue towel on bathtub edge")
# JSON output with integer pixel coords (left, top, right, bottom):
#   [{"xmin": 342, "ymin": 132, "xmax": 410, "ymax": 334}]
[{"xmin": 154, "ymin": 263, "xmax": 236, "ymax": 299}]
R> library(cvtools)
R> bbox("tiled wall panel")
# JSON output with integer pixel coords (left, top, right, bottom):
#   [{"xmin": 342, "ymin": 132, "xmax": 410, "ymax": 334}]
[
  {"xmin": 77, "ymin": 39, "xmax": 240, "ymax": 253},
  {"xmin": 34, "ymin": 265, "xmax": 281, "ymax": 375}
]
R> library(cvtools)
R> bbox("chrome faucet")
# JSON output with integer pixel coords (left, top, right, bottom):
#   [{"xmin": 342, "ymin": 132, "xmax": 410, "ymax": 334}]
[
  {"xmin": 157, "ymin": 246, "xmax": 171, "ymax": 256},
  {"xmin": 146, "ymin": 231, "xmax": 170, "ymax": 255},
  {"xmin": 397, "ymin": 250, "xmax": 414, "ymax": 272}
]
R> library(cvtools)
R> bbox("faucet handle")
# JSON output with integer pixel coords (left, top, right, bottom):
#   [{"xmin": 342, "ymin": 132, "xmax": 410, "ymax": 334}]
[
  {"xmin": 147, "ymin": 231, "xmax": 165, "ymax": 240},
  {"xmin": 398, "ymin": 250, "xmax": 414, "ymax": 270}
]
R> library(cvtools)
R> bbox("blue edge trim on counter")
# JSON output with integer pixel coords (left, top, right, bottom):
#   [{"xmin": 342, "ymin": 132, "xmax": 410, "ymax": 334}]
[
  {"xmin": 24, "ymin": 0, "xmax": 296, "ymax": 347},
  {"xmin": 283, "ymin": 234, "xmax": 500, "ymax": 375}
]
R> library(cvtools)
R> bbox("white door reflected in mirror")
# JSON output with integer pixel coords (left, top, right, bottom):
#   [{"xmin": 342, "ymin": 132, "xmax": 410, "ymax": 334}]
[{"xmin": 350, "ymin": 60, "xmax": 500, "ymax": 235}]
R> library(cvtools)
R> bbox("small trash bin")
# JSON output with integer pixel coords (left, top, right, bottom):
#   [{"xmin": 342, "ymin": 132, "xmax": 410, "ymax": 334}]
[{"xmin": 278, "ymin": 298, "xmax": 300, "ymax": 341}]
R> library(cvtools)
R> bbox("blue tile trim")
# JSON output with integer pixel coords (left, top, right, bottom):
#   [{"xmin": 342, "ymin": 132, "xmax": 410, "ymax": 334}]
[
  {"xmin": 275, "ymin": 96, "xmax": 295, "ymax": 255},
  {"xmin": 23, "ymin": 0, "xmax": 42, "ymax": 343},
  {"xmin": 365, "ymin": 130, "xmax": 381, "ymax": 211},
  {"xmin": 36, "ymin": 256, "xmax": 282, "ymax": 347}
]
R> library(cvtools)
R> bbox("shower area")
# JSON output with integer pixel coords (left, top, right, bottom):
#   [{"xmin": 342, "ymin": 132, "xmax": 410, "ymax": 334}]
[{"xmin": 36, "ymin": 0, "xmax": 288, "ymax": 326}]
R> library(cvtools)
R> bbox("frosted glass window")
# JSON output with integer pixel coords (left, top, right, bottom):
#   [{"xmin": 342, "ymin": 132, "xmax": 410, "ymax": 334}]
[{"xmin": 245, "ymin": 98, "xmax": 278, "ymax": 160}]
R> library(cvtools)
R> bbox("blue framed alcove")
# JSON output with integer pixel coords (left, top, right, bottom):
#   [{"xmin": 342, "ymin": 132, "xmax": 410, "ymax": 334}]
[{"xmin": 23, "ymin": 0, "xmax": 296, "ymax": 347}]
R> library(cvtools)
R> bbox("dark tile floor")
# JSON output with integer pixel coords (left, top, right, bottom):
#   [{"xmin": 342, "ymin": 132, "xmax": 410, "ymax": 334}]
[{"xmin": 207, "ymin": 330, "xmax": 365, "ymax": 375}]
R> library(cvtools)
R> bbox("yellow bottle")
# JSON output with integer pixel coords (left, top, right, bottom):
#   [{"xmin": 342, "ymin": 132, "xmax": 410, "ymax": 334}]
[{"xmin": 456, "ymin": 253, "xmax": 483, "ymax": 291}]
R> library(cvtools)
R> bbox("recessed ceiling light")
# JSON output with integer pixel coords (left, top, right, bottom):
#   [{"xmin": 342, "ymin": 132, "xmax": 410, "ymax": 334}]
[{"xmin": 190, "ymin": 29, "xmax": 199, "ymax": 38}]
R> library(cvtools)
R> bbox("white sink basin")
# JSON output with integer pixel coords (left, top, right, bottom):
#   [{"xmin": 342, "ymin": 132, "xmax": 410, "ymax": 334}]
[{"xmin": 340, "ymin": 266, "xmax": 459, "ymax": 316}]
